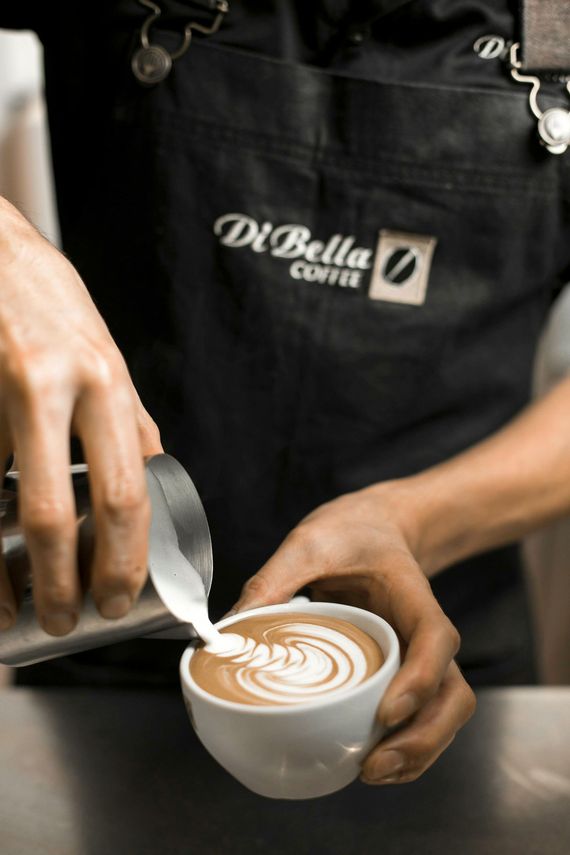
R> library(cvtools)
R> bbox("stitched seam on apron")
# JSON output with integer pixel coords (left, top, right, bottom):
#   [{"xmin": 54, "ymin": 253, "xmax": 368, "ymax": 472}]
[
  {"xmin": 149, "ymin": 128, "xmax": 556, "ymax": 197},
  {"xmin": 116, "ymin": 109, "xmax": 559, "ymax": 197}
]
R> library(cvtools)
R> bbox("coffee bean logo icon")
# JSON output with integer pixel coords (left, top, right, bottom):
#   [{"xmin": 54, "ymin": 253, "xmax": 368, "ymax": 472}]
[
  {"xmin": 370, "ymin": 230, "xmax": 436, "ymax": 305},
  {"xmin": 382, "ymin": 247, "xmax": 419, "ymax": 285}
]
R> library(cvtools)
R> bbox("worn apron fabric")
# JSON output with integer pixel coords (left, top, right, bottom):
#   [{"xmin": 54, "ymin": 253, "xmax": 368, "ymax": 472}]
[{"xmin": 13, "ymin": 0, "xmax": 570, "ymax": 685}]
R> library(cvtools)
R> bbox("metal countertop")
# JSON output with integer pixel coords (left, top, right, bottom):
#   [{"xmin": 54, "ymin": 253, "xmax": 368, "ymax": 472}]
[{"xmin": 0, "ymin": 687, "xmax": 568, "ymax": 855}]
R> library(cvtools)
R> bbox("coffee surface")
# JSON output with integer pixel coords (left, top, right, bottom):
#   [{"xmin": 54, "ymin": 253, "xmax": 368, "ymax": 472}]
[{"xmin": 189, "ymin": 612, "xmax": 384, "ymax": 706}]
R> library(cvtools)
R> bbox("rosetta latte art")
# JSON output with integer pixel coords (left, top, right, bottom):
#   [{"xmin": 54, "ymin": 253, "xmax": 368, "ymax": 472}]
[{"xmin": 189, "ymin": 613, "xmax": 384, "ymax": 706}]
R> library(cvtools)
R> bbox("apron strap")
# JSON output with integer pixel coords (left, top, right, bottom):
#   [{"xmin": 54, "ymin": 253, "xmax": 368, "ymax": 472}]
[{"xmin": 521, "ymin": 0, "xmax": 570, "ymax": 71}]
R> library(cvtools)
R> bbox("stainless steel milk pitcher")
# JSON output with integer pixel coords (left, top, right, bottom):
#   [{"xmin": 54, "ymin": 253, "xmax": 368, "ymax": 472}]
[{"xmin": 0, "ymin": 454, "xmax": 213, "ymax": 667}]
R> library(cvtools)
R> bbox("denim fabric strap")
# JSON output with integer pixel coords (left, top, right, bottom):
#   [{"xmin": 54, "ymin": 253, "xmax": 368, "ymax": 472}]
[{"xmin": 521, "ymin": 0, "xmax": 570, "ymax": 71}]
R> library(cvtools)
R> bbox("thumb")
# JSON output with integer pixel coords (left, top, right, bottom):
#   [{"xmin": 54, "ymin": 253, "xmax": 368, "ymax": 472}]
[
  {"xmin": 230, "ymin": 534, "xmax": 314, "ymax": 614},
  {"xmin": 136, "ymin": 405, "xmax": 164, "ymax": 457},
  {"xmin": 230, "ymin": 570, "xmax": 295, "ymax": 616}
]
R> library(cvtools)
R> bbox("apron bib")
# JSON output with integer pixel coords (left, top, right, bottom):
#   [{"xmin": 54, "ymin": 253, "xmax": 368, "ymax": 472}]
[{"xmin": 38, "ymin": 2, "xmax": 569, "ymax": 684}]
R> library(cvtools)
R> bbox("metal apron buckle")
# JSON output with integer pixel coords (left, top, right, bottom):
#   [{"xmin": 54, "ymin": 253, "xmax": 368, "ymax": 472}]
[
  {"xmin": 509, "ymin": 42, "xmax": 570, "ymax": 154},
  {"xmin": 132, "ymin": 0, "xmax": 229, "ymax": 86}
]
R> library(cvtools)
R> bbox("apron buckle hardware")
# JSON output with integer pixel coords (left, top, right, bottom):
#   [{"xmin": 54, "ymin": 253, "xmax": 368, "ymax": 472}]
[
  {"xmin": 509, "ymin": 42, "xmax": 570, "ymax": 154},
  {"xmin": 132, "ymin": 0, "xmax": 229, "ymax": 86}
]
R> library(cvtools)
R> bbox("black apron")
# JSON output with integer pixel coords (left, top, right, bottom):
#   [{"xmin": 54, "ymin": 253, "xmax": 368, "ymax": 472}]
[{"xmin": 18, "ymin": 0, "xmax": 570, "ymax": 686}]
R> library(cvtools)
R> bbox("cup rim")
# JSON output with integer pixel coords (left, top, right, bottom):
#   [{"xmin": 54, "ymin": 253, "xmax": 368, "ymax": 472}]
[{"xmin": 179, "ymin": 602, "xmax": 400, "ymax": 715}]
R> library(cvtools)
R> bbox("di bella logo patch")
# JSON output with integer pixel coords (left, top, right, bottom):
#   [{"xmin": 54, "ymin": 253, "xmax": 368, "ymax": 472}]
[
  {"xmin": 213, "ymin": 214, "xmax": 437, "ymax": 306},
  {"xmin": 369, "ymin": 230, "xmax": 437, "ymax": 306}
]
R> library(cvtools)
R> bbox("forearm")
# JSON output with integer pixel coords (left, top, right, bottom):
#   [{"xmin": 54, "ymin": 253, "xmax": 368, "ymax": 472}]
[
  {"xmin": 373, "ymin": 376, "xmax": 570, "ymax": 576},
  {"xmin": 0, "ymin": 195, "xmax": 34, "ymax": 259},
  {"xmin": 0, "ymin": 196, "xmax": 99, "ymax": 333}
]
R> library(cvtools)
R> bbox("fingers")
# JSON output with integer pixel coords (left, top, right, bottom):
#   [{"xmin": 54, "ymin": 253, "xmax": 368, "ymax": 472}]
[
  {"xmin": 8, "ymin": 390, "xmax": 81, "ymax": 637},
  {"xmin": 0, "ymin": 429, "xmax": 17, "ymax": 630},
  {"xmin": 361, "ymin": 661, "xmax": 476, "ymax": 785},
  {"xmin": 0, "ymin": 226, "xmax": 158, "ymax": 634},
  {"xmin": 74, "ymin": 359, "xmax": 150, "ymax": 619},
  {"xmin": 377, "ymin": 558, "xmax": 460, "ymax": 727}
]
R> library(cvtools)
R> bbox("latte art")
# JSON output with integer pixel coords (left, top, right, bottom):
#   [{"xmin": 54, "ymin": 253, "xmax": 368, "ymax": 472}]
[{"xmin": 190, "ymin": 613, "xmax": 384, "ymax": 706}]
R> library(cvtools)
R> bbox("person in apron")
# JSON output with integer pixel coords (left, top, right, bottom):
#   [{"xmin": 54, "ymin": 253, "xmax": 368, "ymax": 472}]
[{"xmin": 1, "ymin": 1, "xmax": 569, "ymax": 784}]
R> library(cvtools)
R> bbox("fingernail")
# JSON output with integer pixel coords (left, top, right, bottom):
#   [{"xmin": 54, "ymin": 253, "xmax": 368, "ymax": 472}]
[
  {"xmin": 0, "ymin": 606, "xmax": 14, "ymax": 631},
  {"xmin": 383, "ymin": 692, "xmax": 418, "ymax": 727},
  {"xmin": 99, "ymin": 594, "xmax": 131, "ymax": 619},
  {"xmin": 41, "ymin": 612, "xmax": 77, "ymax": 636},
  {"xmin": 362, "ymin": 750, "xmax": 405, "ymax": 784},
  {"xmin": 221, "ymin": 608, "xmax": 238, "ymax": 620},
  {"xmin": 235, "ymin": 601, "xmax": 264, "ymax": 614},
  {"xmin": 229, "ymin": 602, "xmax": 254, "ymax": 616},
  {"xmin": 362, "ymin": 775, "xmax": 401, "ymax": 786}
]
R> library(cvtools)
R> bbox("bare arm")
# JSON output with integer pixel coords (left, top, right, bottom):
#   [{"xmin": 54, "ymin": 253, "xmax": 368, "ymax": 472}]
[{"xmin": 388, "ymin": 374, "xmax": 570, "ymax": 576}]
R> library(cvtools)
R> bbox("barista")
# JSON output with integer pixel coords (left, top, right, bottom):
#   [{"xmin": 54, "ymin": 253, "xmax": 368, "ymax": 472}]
[{"xmin": 1, "ymin": 1, "xmax": 569, "ymax": 786}]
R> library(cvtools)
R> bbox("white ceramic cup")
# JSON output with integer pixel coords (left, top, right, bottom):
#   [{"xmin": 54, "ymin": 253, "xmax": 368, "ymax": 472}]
[{"xmin": 179, "ymin": 601, "xmax": 400, "ymax": 799}]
